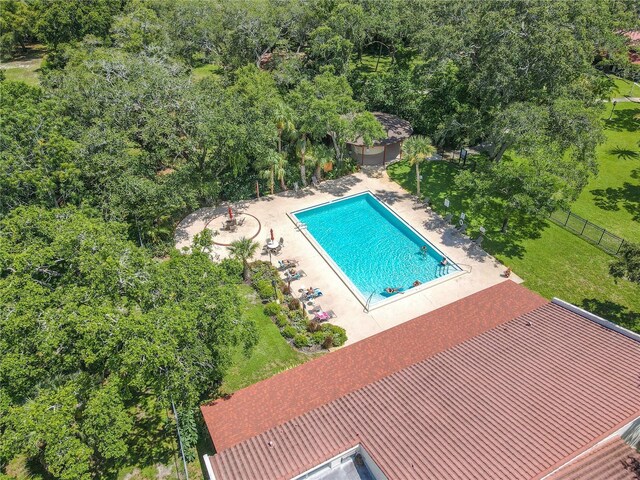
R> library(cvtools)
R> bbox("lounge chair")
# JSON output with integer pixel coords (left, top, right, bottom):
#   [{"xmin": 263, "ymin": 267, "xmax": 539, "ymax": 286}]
[
  {"xmin": 302, "ymin": 288, "xmax": 323, "ymax": 301},
  {"xmin": 284, "ymin": 269, "xmax": 306, "ymax": 281},
  {"xmin": 314, "ymin": 309, "xmax": 336, "ymax": 322},
  {"xmin": 278, "ymin": 259, "xmax": 298, "ymax": 270}
]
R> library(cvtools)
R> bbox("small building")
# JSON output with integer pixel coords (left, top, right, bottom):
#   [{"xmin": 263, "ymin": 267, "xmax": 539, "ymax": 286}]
[{"xmin": 348, "ymin": 112, "xmax": 412, "ymax": 166}]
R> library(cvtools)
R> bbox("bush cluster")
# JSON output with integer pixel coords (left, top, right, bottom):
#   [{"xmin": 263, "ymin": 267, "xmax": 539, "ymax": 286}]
[{"xmin": 255, "ymin": 263, "xmax": 347, "ymax": 350}]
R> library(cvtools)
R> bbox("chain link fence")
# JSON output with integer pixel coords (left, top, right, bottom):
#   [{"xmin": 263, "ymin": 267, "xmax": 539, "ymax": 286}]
[{"xmin": 549, "ymin": 209, "xmax": 626, "ymax": 255}]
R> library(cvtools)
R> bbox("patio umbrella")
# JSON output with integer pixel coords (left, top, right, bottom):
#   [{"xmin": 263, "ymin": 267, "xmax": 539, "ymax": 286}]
[
  {"xmin": 270, "ymin": 228, "xmax": 274, "ymax": 241},
  {"xmin": 228, "ymin": 206, "xmax": 233, "ymax": 219}
]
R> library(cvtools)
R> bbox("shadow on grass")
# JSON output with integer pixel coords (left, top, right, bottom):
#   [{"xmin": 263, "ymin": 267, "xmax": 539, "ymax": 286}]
[
  {"xmin": 387, "ymin": 160, "xmax": 547, "ymax": 259},
  {"xmin": 581, "ymin": 298, "xmax": 640, "ymax": 333},
  {"xmin": 603, "ymin": 107, "xmax": 640, "ymax": 132},
  {"xmin": 608, "ymin": 147, "xmax": 639, "ymax": 160},
  {"xmin": 591, "ymin": 183, "xmax": 640, "ymax": 221}
]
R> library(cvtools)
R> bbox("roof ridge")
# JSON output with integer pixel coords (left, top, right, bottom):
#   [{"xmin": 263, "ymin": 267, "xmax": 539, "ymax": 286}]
[{"xmin": 551, "ymin": 298, "xmax": 640, "ymax": 343}]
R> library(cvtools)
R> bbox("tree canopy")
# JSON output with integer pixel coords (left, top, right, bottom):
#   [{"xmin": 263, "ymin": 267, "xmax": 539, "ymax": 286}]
[{"xmin": 1, "ymin": 0, "xmax": 638, "ymax": 477}]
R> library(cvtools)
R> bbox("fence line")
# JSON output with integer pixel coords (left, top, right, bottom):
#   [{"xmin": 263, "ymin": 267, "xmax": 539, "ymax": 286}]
[{"xmin": 549, "ymin": 209, "xmax": 626, "ymax": 255}]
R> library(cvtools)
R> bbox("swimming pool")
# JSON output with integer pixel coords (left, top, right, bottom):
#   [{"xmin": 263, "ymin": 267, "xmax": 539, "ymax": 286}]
[{"xmin": 291, "ymin": 192, "xmax": 461, "ymax": 308}]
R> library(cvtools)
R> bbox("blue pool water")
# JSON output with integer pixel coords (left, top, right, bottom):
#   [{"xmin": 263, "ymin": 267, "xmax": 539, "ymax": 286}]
[{"xmin": 292, "ymin": 192, "xmax": 460, "ymax": 306}]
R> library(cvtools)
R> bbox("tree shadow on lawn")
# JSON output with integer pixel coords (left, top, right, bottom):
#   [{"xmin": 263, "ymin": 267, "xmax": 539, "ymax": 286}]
[
  {"xmin": 591, "ymin": 183, "xmax": 640, "ymax": 221},
  {"xmin": 603, "ymin": 107, "xmax": 640, "ymax": 132},
  {"xmin": 581, "ymin": 298, "xmax": 640, "ymax": 333},
  {"xmin": 608, "ymin": 147, "xmax": 639, "ymax": 160},
  {"xmin": 388, "ymin": 160, "xmax": 547, "ymax": 260}
]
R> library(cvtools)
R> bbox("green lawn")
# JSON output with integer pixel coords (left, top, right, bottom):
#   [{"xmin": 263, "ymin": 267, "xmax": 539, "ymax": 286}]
[
  {"xmin": 570, "ymin": 102, "xmax": 640, "ymax": 239},
  {"xmin": 0, "ymin": 45, "xmax": 45, "ymax": 86},
  {"xmin": 609, "ymin": 75, "xmax": 639, "ymax": 98},
  {"xmin": 191, "ymin": 63, "xmax": 224, "ymax": 82},
  {"xmin": 219, "ymin": 284, "xmax": 309, "ymax": 394}
]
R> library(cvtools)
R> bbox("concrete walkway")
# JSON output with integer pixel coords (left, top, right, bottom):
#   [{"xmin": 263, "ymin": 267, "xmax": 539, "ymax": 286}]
[{"xmin": 175, "ymin": 169, "xmax": 522, "ymax": 346}]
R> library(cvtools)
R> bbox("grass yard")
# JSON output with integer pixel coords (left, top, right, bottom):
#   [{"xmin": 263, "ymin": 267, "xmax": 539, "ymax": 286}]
[
  {"xmin": 191, "ymin": 63, "xmax": 224, "ymax": 82},
  {"xmin": 0, "ymin": 45, "xmax": 45, "ymax": 86},
  {"xmin": 570, "ymin": 102, "xmax": 640, "ymax": 239},
  {"xmin": 608, "ymin": 74, "xmax": 639, "ymax": 98},
  {"xmin": 219, "ymin": 284, "xmax": 309, "ymax": 394}
]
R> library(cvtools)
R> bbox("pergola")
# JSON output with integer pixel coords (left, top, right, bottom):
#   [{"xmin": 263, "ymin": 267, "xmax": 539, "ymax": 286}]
[{"xmin": 348, "ymin": 112, "xmax": 413, "ymax": 166}]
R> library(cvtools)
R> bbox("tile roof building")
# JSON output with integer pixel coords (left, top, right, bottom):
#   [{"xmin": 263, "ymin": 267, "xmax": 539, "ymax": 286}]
[{"xmin": 201, "ymin": 281, "xmax": 640, "ymax": 480}]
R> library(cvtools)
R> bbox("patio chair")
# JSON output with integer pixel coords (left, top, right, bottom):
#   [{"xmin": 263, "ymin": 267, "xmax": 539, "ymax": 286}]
[
  {"xmin": 313, "ymin": 310, "xmax": 330, "ymax": 322},
  {"xmin": 474, "ymin": 235, "xmax": 484, "ymax": 247},
  {"xmin": 311, "ymin": 175, "xmax": 320, "ymax": 188},
  {"xmin": 237, "ymin": 217, "xmax": 245, "ymax": 226},
  {"xmin": 279, "ymin": 237, "xmax": 284, "ymax": 247},
  {"xmin": 444, "ymin": 213, "xmax": 453, "ymax": 224},
  {"xmin": 278, "ymin": 259, "xmax": 298, "ymax": 270},
  {"xmin": 285, "ymin": 269, "xmax": 306, "ymax": 281},
  {"xmin": 293, "ymin": 182, "xmax": 299, "ymax": 194}
]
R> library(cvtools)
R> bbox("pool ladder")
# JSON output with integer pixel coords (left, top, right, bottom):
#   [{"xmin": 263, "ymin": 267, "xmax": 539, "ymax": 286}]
[
  {"xmin": 295, "ymin": 222, "xmax": 307, "ymax": 231},
  {"xmin": 364, "ymin": 292, "xmax": 376, "ymax": 313}
]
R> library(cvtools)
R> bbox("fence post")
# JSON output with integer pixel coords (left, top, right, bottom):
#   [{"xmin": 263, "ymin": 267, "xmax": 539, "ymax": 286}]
[
  {"xmin": 616, "ymin": 239, "xmax": 625, "ymax": 255},
  {"xmin": 564, "ymin": 211, "xmax": 570, "ymax": 226},
  {"xmin": 580, "ymin": 221, "xmax": 587, "ymax": 235},
  {"xmin": 597, "ymin": 229, "xmax": 606, "ymax": 245}
]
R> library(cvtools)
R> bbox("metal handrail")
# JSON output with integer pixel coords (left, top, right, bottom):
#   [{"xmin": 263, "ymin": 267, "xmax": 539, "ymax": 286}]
[{"xmin": 363, "ymin": 291, "xmax": 376, "ymax": 313}]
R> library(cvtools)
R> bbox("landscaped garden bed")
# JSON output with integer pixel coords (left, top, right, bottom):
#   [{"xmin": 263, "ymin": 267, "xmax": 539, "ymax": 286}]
[{"xmin": 250, "ymin": 261, "xmax": 347, "ymax": 351}]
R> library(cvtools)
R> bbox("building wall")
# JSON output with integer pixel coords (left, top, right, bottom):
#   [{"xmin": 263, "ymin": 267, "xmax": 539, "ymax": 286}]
[{"xmin": 349, "ymin": 142, "xmax": 401, "ymax": 166}]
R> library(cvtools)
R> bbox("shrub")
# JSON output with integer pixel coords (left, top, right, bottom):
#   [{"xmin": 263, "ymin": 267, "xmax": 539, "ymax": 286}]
[
  {"xmin": 293, "ymin": 333, "xmax": 310, "ymax": 348},
  {"xmin": 275, "ymin": 313, "xmax": 289, "ymax": 328},
  {"xmin": 282, "ymin": 326, "xmax": 296, "ymax": 338},
  {"xmin": 322, "ymin": 334, "xmax": 334, "ymax": 349},
  {"xmin": 219, "ymin": 258, "xmax": 243, "ymax": 280},
  {"xmin": 311, "ymin": 331, "xmax": 326, "ymax": 345},
  {"xmin": 322, "ymin": 324, "xmax": 347, "ymax": 346},
  {"xmin": 254, "ymin": 279, "xmax": 275, "ymax": 300},
  {"xmin": 288, "ymin": 298, "xmax": 301, "ymax": 311},
  {"xmin": 307, "ymin": 320, "xmax": 322, "ymax": 333},
  {"xmin": 287, "ymin": 309, "xmax": 306, "ymax": 323},
  {"xmin": 251, "ymin": 260, "xmax": 281, "ymax": 284},
  {"xmin": 263, "ymin": 302, "xmax": 281, "ymax": 316}
]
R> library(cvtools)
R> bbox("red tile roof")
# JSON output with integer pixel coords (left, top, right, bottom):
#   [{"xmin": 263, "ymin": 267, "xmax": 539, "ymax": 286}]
[
  {"xmin": 547, "ymin": 436, "xmax": 640, "ymax": 480},
  {"xmin": 205, "ymin": 283, "xmax": 640, "ymax": 480},
  {"xmin": 202, "ymin": 280, "xmax": 546, "ymax": 452}
]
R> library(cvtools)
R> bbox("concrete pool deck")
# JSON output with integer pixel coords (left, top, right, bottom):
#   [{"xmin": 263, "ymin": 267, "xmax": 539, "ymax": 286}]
[{"xmin": 175, "ymin": 169, "xmax": 522, "ymax": 346}]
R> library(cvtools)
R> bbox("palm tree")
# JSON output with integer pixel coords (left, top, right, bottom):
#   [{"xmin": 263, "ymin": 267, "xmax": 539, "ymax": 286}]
[
  {"xmin": 228, "ymin": 237, "xmax": 259, "ymax": 281},
  {"xmin": 274, "ymin": 103, "xmax": 295, "ymax": 154},
  {"xmin": 259, "ymin": 151, "xmax": 286, "ymax": 194},
  {"xmin": 296, "ymin": 133, "xmax": 309, "ymax": 186},
  {"xmin": 404, "ymin": 135, "xmax": 437, "ymax": 198},
  {"xmin": 308, "ymin": 144, "xmax": 334, "ymax": 181}
]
